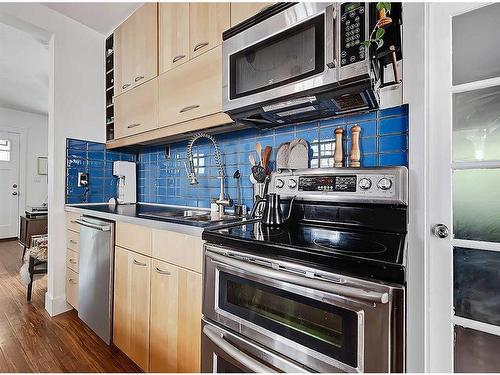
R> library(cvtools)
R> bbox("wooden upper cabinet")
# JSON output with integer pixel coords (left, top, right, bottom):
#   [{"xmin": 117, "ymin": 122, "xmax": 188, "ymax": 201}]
[
  {"xmin": 114, "ymin": 78, "xmax": 158, "ymax": 139},
  {"xmin": 113, "ymin": 246, "xmax": 151, "ymax": 371},
  {"xmin": 114, "ymin": 3, "xmax": 158, "ymax": 96},
  {"xmin": 159, "ymin": 3, "xmax": 190, "ymax": 74},
  {"xmin": 159, "ymin": 45, "xmax": 223, "ymax": 127},
  {"xmin": 230, "ymin": 2, "xmax": 273, "ymax": 27},
  {"xmin": 150, "ymin": 260, "xmax": 202, "ymax": 373},
  {"xmin": 189, "ymin": 3, "xmax": 229, "ymax": 59}
]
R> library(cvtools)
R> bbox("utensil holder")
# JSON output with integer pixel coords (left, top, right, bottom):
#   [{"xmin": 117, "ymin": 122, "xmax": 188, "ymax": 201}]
[{"xmin": 252, "ymin": 183, "xmax": 266, "ymax": 218}]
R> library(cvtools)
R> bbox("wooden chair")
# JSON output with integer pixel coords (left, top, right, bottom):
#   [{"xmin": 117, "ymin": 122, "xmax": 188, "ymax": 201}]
[{"xmin": 26, "ymin": 235, "xmax": 48, "ymax": 302}]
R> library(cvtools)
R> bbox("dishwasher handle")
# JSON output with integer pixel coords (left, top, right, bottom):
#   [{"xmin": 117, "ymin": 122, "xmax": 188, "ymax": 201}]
[{"xmin": 75, "ymin": 219, "xmax": 111, "ymax": 231}]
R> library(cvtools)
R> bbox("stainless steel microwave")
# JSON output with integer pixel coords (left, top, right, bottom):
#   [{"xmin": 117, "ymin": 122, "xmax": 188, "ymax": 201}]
[{"xmin": 222, "ymin": 2, "xmax": 379, "ymax": 127}]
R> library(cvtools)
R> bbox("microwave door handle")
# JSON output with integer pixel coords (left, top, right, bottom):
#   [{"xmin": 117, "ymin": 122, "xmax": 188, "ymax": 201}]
[
  {"xmin": 203, "ymin": 325, "xmax": 278, "ymax": 373},
  {"xmin": 326, "ymin": 4, "xmax": 337, "ymax": 69},
  {"xmin": 208, "ymin": 252, "xmax": 389, "ymax": 304}
]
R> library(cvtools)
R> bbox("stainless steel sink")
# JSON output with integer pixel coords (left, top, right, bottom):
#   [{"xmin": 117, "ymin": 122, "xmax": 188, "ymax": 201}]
[{"xmin": 182, "ymin": 210, "xmax": 209, "ymax": 217}]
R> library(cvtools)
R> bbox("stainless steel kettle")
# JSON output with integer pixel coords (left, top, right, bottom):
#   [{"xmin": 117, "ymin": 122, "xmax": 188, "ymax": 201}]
[{"xmin": 251, "ymin": 193, "xmax": 295, "ymax": 227}]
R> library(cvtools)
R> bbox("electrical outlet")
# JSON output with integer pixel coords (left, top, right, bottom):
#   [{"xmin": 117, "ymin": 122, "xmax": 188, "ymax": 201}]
[{"xmin": 78, "ymin": 172, "xmax": 89, "ymax": 187}]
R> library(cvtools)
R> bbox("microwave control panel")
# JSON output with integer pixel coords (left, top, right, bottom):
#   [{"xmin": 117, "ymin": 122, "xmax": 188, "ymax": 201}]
[{"xmin": 340, "ymin": 2, "xmax": 367, "ymax": 67}]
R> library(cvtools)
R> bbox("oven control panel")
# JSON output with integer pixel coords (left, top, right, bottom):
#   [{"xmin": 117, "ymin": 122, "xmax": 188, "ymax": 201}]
[
  {"xmin": 340, "ymin": 2, "xmax": 367, "ymax": 67},
  {"xmin": 269, "ymin": 167, "xmax": 408, "ymax": 205}
]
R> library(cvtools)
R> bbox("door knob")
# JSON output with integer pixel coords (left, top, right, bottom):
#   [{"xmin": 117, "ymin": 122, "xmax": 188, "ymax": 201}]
[
  {"xmin": 432, "ymin": 224, "xmax": 449, "ymax": 238},
  {"xmin": 12, "ymin": 192, "xmax": 18, "ymax": 196}
]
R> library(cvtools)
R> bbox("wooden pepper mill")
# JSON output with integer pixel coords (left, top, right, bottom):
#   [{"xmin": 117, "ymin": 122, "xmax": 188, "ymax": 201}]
[
  {"xmin": 349, "ymin": 125, "xmax": 361, "ymax": 167},
  {"xmin": 334, "ymin": 128, "xmax": 343, "ymax": 167}
]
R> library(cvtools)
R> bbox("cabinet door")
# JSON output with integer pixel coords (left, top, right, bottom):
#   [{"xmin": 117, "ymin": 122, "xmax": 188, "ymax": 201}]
[
  {"xmin": 189, "ymin": 2, "xmax": 229, "ymax": 59},
  {"xmin": 150, "ymin": 260, "xmax": 202, "ymax": 373},
  {"xmin": 114, "ymin": 12, "xmax": 135, "ymax": 95},
  {"xmin": 114, "ymin": 78, "xmax": 158, "ymax": 139},
  {"xmin": 131, "ymin": 3, "xmax": 158, "ymax": 88},
  {"xmin": 113, "ymin": 246, "xmax": 151, "ymax": 371},
  {"xmin": 230, "ymin": 2, "xmax": 273, "ymax": 27},
  {"xmin": 66, "ymin": 268, "xmax": 79, "ymax": 310},
  {"xmin": 159, "ymin": 3, "xmax": 190, "ymax": 73},
  {"xmin": 158, "ymin": 45, "xmax": 223, "ymax": 127}
]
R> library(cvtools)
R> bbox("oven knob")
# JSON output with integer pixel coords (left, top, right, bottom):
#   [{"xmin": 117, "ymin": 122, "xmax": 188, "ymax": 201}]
[
  {"xmin": 288, "ymin": 179, "xmax": 297, "ymax": 189},
  {"xmin": 276, "ymin": 179, "xmax": 284, "ymax": 189},
  {"xmin": 377, "ymin": 178, "xmax": 393, "ymax": 191},
  {"xmin": 358, "ymin": 178, "xmax": 372, "ymax": 190}
]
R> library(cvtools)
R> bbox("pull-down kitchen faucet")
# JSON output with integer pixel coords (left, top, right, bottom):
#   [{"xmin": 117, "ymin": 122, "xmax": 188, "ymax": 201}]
[{"xmin": 185, "ymin": 133, "xmax": 232, "ymax": 215}]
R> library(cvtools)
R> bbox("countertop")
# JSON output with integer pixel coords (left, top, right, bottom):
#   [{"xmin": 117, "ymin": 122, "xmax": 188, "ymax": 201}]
[{"xmin": 65, "ymin": 203, "xmax": 247, "ymax": 237}]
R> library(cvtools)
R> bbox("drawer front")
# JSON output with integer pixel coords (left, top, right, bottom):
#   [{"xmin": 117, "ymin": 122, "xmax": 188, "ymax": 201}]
[
  {"xmin": 66, "ymin": 212, "xmax": 80, "ymax": 233},
  {"xmin": 114, "ymin": 78, "xmax": 159, "ymax": 139},
  {"xmin": 115, "ymin": 222, "xmax": 152, "ymax": 257},
  {"xmin": 152, "ymin": 229, "xmax": 203, "ymax": 273},
  {"xmin": 67, "ymin": 230, "xmax": 80, "ymax": 252},
  {"xmin": 66, "ymin": 268, "xmax": 79, "ymax": 310},
  {"xmin": 66, "ymin": 249, "xmax": 79, "ymax": 273},
  {"xmin": 158, "ymin": 45, "xmax": 223, "ymax": 127}
]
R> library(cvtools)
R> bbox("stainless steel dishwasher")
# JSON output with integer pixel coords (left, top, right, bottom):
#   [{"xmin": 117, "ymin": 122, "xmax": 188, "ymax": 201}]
[{"xmin": 75, "ymin": 216, "xmax": 114, "ymax": 344}]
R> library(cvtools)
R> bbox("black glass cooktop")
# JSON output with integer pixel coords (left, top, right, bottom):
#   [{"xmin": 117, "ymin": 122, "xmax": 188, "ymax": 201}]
[{"xmin": 203, "ymin": 221, "xmax": 406, "ymax": 284}]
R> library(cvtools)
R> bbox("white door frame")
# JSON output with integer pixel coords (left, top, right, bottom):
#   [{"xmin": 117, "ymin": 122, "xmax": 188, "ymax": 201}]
[
  {"xmin": 427, "ymin": 2, "xmax": 492, "ymax": 372},
  {"xmin": 0, "ymin": 126, "xmax": 28, "ymax": 234}
]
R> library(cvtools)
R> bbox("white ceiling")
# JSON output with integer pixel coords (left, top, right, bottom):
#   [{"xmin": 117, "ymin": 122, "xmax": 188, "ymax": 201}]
[
  {"xmin": 43, "ymin": 2, "xmax": 142, "ymax": 35},
  {"xmin": 0, "ymin": 21, "xmax": 49, "ymax": 115}
]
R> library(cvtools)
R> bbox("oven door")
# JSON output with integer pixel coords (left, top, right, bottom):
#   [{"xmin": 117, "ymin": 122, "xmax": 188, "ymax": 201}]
[
  {"xmin": 222, "ymin": 3, "xmax": 338, "ymax": 113},
  {"xmin": 203, "ymin": 245, "xmax": 404, "ymax": 373},
  {"xmin": 202, "ymin": 320, "xmax": 310, "ymax": 373}
]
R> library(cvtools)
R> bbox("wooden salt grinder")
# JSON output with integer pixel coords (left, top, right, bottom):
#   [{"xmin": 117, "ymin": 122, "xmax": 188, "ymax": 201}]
[
  {"xmin": 350, "ymin": 125, "xmax": 361, "ymax": 167},
  {"xmin": 334, "ymin": 128, "xmax": 343, "ymax": 167}
]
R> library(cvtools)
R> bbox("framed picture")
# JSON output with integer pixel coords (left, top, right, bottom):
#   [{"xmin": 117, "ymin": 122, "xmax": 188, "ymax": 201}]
[{"xmin": 37, "ymin": 156, "xmax": 48, "ymax": 175}]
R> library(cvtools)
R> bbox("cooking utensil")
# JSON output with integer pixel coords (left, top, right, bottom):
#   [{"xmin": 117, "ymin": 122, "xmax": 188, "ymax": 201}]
[
  {"xmin": 252, "ymin": 193, "xmax": 296, "ymax": 227},
  {"xmin": 255, "ymin": 143, "xmax": 263, "ymax": 165},
  {"xmin": 276, "ymin": 142, "xmax": 290, "ymax": 170},
  {"xmin": 349, "ymin": 125, "xmax": 361, "ymax": 167},
  {"xmin": 248, "ymin": 153, "xmax": 257, "ymax": 167},
  {"xmin": 250, "ymin": 173, "xmax": 257, "ymax": 184},
  {"xmin": 252, "ymin": 165, "xmax": 267, "ymax": 183},
  {"xmin": 262, "ymin": 146, "xmax": 272, "ymax": 174},
  {"xmin": 334, "ymin": 128, "xmax": 343, "ymax": 167},
  {"xmin": 233, "ymin": 170, "xmax": 245, "ymax": 215},
  {"xmin": 288, "ymin": 138, "xmax": 309, "ymax": 169}
]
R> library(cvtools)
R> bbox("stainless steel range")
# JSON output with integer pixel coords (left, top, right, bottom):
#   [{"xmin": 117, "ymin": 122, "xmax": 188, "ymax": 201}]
[{"xmin": 202, "ymin": 167, "xmax": 407, "ymax": 373}]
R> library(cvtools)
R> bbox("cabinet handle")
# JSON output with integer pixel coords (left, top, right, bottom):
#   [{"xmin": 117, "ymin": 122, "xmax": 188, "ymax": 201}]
[
  {"xmin": 127, "ymin": 123, "xmax": 141, "ymax": 129},
  {"xmin": 154, "ymin": 267, "xmax": 171, "ymax": 276},
  {"xmin": 122, "ymin": 83, "xmax": 131, "ymax": 89},
  {"xmin": 69, "ymin": 239, "xmax": 77, "ymax": 244},
  {"xmin": 180, "ymin": 105, "xmax": 200, "ymax": 113},
  {"xmin": 69, "ymin": 259, "xmax": 77, "ymax": 264},
  {"xmin": 172, "ymin": 54, "xmax": 186, "ymax": 63},
  {"xmin": 134, "ymin": 75, "xmax": 145, "ymax": 82},
  {"xmin": 69, "ymin": 278, "xmax": 77, "ymax": 284},
  {"xmin": 133, "ymin": 259, "xmax": 147, "ymax": 267},
  {"xmin": 193, "ymin": 42, "xmax": 209, "ymax": 52}
]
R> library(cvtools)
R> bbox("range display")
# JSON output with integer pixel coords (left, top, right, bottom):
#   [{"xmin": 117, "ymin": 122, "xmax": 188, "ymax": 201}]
[{"xmin": 299, "ymin": 175, "xmax": 357, "ymax": 192}]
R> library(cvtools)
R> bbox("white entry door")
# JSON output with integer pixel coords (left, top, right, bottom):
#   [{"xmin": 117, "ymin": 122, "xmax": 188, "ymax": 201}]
[
  {"xmin": 429, "ymin": 2, "xmax": 500, "ymax": 372},
  {"xmin": 0, "ymin": 132, "xmax": 20, "ymax": 238}
]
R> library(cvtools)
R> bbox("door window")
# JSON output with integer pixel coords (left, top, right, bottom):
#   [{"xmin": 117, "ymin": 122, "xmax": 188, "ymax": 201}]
[
  {"xmin": 0, "ymin": 139, "xmax": 11, "ymax": 162},
  {"xmin": 219, "ymin": 272, "xmax": 359, "ymax": 368}
]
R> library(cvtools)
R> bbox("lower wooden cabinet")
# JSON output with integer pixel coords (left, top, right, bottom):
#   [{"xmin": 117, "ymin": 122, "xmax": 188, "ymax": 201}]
[
  {"xmin": 66, "ymin": 268, "xmax": 79, "ymax": 310},
  {"xmin": 113, "ymin": 246, "xmax": 151, "ymax": 371},
  {"xmin": 150, "ymin": 259, "xmax": 202, "ymax": 372}
]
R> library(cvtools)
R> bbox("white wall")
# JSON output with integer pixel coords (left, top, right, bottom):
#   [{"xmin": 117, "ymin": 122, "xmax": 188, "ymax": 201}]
[
  {"xmin": 0, "ymin": 107, "xmax": 48, "ymax": 213},
  {"xmin": 0, "ymin": 3, "xmax": 105, "ymax": 316}
]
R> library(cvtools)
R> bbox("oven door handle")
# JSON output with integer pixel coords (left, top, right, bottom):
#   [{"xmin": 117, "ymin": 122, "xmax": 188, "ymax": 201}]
[
  {"xmin": 208, "ymin": 252, "xmax": 389, "ymax": 304},
  {"xmin": 203, "ymin": 325, "xmax": 278, "ymax": 373}
]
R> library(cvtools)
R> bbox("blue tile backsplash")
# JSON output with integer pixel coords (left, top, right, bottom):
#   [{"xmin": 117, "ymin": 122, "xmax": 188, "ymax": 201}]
[
  {"xmin": 66, "ymin": 139, "xmax": 136, "ymax": 204},
  {"xmin": 136, "ymin": 105, "xmax": 409, "ymax": 209}
]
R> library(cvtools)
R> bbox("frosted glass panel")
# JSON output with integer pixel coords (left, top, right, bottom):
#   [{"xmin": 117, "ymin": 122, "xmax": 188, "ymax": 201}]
[
  {"xmin": 454, "ymin": 247, "xmax": 500, "ymax": 325},
  {"xmin": 454, "ymin": 326, "xmax": 500, "ymax": 372},
  {"xmin": 452, "ymin": 3, "xmax": 500, "ymax": 85},
  {"xmin": 453, "ymin": 169, "xmax": 500, "ymax": 242},
  {"xmin": 453, "ymin": 86, "xmax": 500, "ymax": 161}
]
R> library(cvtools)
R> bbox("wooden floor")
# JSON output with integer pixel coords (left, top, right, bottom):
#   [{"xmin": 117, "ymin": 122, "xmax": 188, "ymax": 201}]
[{"xmin": 0, "ymin": 239, "xmax": 141, "ymax": 373}]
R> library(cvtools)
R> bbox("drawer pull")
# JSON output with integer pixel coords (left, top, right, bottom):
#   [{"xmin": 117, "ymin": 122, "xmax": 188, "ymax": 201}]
[
  {"xmin": 70, "ymin": 220, "xmax": 76, "ymax": 224},
  {"xmin": 69, "ymin": 239, "xmax": 77, "ymax": 244},
  {"xmin": 133, "ymin": 259, "xmax": 147, "ymax": 267},
  {"xmin": 180, "ymin": 104, "xmax": 200, "ymax": 113},
  {"xmin": 122, "ymin": 83, "xmax": 131, "ymax": 89},
  {"xmin": 172, "ymin": 54, "xmax": 186, "ymax": 63},
  {"xmin": 193, "ymin": 42, "xmax": 209, "ymax": 52},
  {"xmin": 69, "ymin": 278, "xmax": 77, "ymax": 284},
  {"xmin": 69, "ymin": 259, "xmax": 77, "ymax": 264},
  {"xmin": 155, "ymin": 267, "xmax": 171, "ymax": 276},
  {"xmin": 127, "ymin": 123, "xmax": 141, "ymax": 129},
  {"xmin": 134, "ymin": 75, "xmax": 145, "ymax": 82}
]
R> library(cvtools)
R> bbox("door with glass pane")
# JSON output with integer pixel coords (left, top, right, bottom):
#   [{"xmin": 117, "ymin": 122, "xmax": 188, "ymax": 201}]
[
  {"xmin": 429, "ymin": 2, "xmax": 500, "ymax": 372},
  {"xmin": 0, "ymin": 132, "xmax": 20, "ymax": 239}
]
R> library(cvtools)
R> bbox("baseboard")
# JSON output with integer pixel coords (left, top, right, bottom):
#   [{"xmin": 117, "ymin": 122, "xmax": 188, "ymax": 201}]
[{"xmin": 45, "ymin": 292, "xmax": 73, "ymax": 316}]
